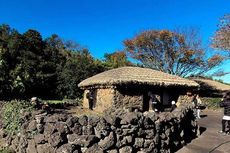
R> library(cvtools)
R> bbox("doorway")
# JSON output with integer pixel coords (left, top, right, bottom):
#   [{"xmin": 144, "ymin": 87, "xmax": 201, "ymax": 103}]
[{"xmin": 143, "ymin": 92, "xmax": 150, "ymax": 111}]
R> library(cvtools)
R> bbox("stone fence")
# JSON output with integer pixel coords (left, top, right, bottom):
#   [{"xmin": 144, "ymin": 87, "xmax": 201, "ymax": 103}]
[
  {"xmin": 0, "ymin": 104, "xmax": 198, "ymax": 153},
  {"xmin": 0, "ymin": 101, "xmax": 5, "ymax": 129}
]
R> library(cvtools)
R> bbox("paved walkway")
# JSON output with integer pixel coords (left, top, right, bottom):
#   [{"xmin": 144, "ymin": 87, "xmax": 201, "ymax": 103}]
[{"xmin": 177, "ymin": 109, "xmax": 230, "ymax": 153}]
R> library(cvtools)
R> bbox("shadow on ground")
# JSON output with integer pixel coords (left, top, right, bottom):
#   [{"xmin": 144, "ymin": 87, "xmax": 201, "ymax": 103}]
[
  {"xmin": 200, "ymin": 114, "xmax": 207, "ymax": 118},
  {"xmin": 199, "ymin": 126, "xmax": 207, "ymax": 135}
]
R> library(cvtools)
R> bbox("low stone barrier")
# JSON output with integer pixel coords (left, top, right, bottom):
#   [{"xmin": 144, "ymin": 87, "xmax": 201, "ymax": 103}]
[
  {"xmin": 0, "ymin": 101, "xmax": 5, "ymax": 129},
  {"xmin": 0, "ymin": 104, "xmax": 198, "ymax": 153}
]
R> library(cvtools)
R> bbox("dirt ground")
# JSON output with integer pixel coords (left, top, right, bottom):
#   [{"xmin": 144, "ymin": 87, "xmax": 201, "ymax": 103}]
[{"xmin": 66, "ymin": 106, "xmax": 104, "ymax": 116}]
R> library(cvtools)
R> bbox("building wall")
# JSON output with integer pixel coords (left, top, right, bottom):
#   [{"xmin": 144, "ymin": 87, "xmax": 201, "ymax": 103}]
[
  {"xmin": 95, "ymin": 88, "xmax": 114, "ymax": 112},
  {"xmin": 82, "ymin": 89, "xmax": 90, "ymax": 109},
  {"xmin": 82, "ymin": 86, "xmax": 188, "ymax": 112},
  {"xmin": 82, "ymin": 88, "xmax": 114, "ymax": 112},
  {"xmin": 83, "ymin": 87, "xmax": 144, "ymax": 112},
  {"xmin": 114, "ymin": 88, "xmax": 144, "ymax": 111}
]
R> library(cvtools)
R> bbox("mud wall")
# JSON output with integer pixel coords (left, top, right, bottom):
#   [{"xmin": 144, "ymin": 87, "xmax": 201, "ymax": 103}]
[
  {"xmin": 82, "ymin": 88, "xmax": 114, "ymax": 112},
  {"xmin": 95, "ymin": 88, "xmax": 114, "ymax": 112}
]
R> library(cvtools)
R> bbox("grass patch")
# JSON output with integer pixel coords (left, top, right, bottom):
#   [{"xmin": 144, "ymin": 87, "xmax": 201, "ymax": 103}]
[
  {"xmin": 44, "ymin": 100, "xmax": 63, "ymax": 104},
  {"xmin": 44, "ymin": 98, "xmax": 82, "ymax": 106}
]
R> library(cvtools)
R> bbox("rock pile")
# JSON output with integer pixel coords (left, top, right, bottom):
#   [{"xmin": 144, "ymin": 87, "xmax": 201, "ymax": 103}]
[{"xmin": 0, "ymin": 104, "xmax": 198, "ymax": 153}]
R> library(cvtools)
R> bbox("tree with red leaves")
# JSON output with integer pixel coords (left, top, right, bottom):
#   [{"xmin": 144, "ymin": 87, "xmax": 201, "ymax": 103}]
[
  {"xmin": 212, "ymin": 14, "xmax": 230, "ymax": 55},
  {"xmin": 124, "ymin": 29, "xmax": 224, "ymax": 77}
]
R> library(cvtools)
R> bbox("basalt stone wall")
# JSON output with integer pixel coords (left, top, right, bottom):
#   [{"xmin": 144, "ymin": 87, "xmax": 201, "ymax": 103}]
[
  {"xmin": 0, "ymin": 101, "xmax": 5, "ymax": 129},
  {"xmin": 0, "ymin": 104, "xmax": 198, "ymax": 153},
  {"xmin": 113, "ymin": 89, "xmax": 143, "ymax": 111}
]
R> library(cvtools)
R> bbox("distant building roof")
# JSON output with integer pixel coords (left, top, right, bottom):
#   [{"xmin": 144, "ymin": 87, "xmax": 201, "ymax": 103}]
[
  {"xmin": 192, "ymin": 78, "xmax": 230, "ymax": 92},
  {"xmin": 78, "ymin": 66, "xmax": 199, "ymax": 88}
]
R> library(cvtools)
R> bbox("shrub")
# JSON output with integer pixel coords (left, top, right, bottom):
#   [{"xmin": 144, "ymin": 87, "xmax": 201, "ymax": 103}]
[
  {"xmin": 0, "ymin": 148, "xmax": 14, "ymax": 153},
  {"xmin": 1, "ymin": 100, "xmax": 33, "ymax": 136},
  {"xmin": 201, "ymin": 97, "xmax": 222, "ymax": 109}
]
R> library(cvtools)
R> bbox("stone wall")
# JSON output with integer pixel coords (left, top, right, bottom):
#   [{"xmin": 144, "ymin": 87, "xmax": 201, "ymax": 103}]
[
  {"xmin": 114, "ymin": 88, "xmax": 143, "ymax": 111},
  {"xmin": 0, "ymin": 101, "xmax": 4, "ymax": 129},
  {"xmin": 0, "ymin": 104, "xmax": 198, "ymax": 153}
]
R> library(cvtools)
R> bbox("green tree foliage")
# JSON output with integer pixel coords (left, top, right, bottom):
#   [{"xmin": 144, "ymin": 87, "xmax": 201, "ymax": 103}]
[
  {"xmin": 0, "ymin": 24, "xmax": 107, "ymax": 100},
  {"xmin": 0, "ymin": 25, "xmax": 17, "ymax": 99},
  {"xmin": 124, "ymin": 29, "xmax": 224, "ymax": 77},
  {"xmin": 57, "ymin": 49, "xmax": 106, "ymax": 99},
  {"xmin": 103, "ymin": 51, "xmax": 133, "ymax": 68},
  {"xmin": 0, "ymin": 43, "xmax": 11, "ymax": 99}
]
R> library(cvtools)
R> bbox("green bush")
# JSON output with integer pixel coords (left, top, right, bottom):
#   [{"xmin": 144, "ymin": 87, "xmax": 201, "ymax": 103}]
[
  {"xmin": 0, "ymin": 148, "xmax": 14, "ymax": 153},
  {"xmin": 1, "ymin": 100, "xmax": 33, "ymax": 136},
  {"xmin": 201, "ymin": 97, "xmax": 222, "ymax": 109}
]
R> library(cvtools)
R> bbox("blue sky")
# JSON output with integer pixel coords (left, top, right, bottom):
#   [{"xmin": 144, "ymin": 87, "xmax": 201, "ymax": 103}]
[{"xmin": 0, "ymin": 0, "xmax": 230, "ymax": 83}]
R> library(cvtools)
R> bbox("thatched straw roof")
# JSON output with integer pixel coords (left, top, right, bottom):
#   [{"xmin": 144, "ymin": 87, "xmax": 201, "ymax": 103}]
[
  {"xmin": 78, "ymin": 66, "xmax": 199, "ymax": 88},
  {"xmin": 192, "ymin": 78, "xmax": 230, "ymax": 92}
]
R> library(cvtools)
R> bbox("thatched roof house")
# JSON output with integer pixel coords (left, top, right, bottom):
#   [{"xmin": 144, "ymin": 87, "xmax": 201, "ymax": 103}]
[
  {"xmin": 79, "ymin": 66, "xmax": 199, "ymax": 112},
  {"xmin": 191, "ymin": 77, "xmax": 230, "ymax": 97}
]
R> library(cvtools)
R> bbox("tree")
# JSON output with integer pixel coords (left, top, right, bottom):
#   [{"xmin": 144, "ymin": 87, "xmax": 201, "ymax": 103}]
[
  {"xmin": 0, "ymin": 25, "xmax": 21, "ymax": 99},
  {"xmin": 211, "ymin": 14, "xmax": 230, "ymax": 77},
  {"xmin": 124, "ymin": 29, "xmax": 224, "ymax": 77},
  {"xmin": 28, "ymin": 34, "xmax": 66, "ymax": 99},
  {"xmin": 11, "ymin": 29, "xmax": 44, "ymax": 98},
  {"xmin": 0, "ymin": 24, "xmax": 111, "ymax": 100},
  {"xmin": 0, "ymin": 39, "xmax": 11, "ymax": 99},
  {"xmin": 9, "ymin": 30, "xmax": 64, "ymax": 99},
  {"xmin": 57, "ymin": 49, "xmax": 106, "ymax": 99},
  {"xmin": 212, "ymin": 14, "xmax": 230, "ymax": 54},
  {"xmin": 103, "ymin": 51, "xmax": 133, "ymax": 68}
]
